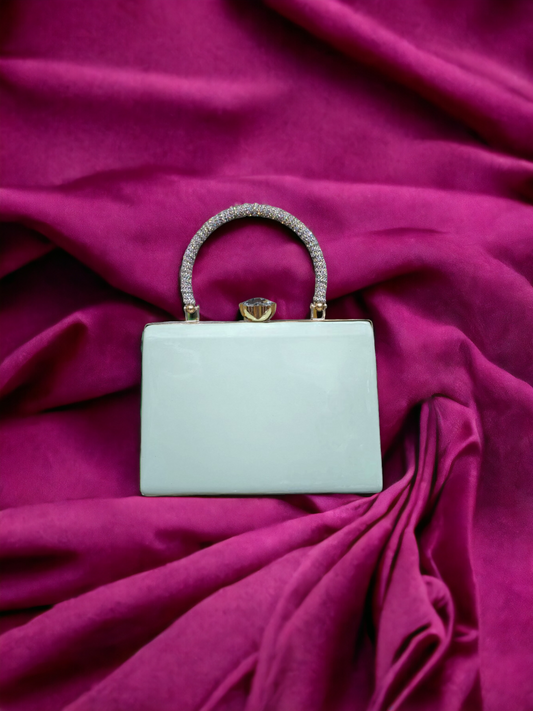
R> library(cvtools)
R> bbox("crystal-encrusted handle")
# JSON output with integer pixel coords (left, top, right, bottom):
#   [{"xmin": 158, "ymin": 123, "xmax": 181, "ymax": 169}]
[{"xmin": 180, "ymin": 204, "xmax": 328, "ymax": 321}]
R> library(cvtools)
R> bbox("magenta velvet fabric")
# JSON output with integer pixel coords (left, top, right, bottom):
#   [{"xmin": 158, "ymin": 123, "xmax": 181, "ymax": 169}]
[{"xmin": 1, "ymin": 1, "xmax": 532, "ymax": 709}]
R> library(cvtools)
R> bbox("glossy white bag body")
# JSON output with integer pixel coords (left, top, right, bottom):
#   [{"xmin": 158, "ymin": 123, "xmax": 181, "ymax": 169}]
[{"xmin": 140, "ymin": 319, "xmax": 382, "ymax": 495}]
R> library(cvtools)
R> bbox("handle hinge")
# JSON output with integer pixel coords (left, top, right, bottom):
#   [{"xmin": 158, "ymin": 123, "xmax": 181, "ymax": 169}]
[
  {"xmin": 184, "ymin": 305, "xmax": 200, "ymax": 322},
  {"xmin": 310, "ymin": 302, "xmax": 327, "ymax": 321}
]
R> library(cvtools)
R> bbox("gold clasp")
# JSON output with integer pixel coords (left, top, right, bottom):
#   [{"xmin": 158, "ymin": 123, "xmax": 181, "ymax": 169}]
[{"xmin": 239, "ymin": 298, "xmax": 276, "ymax": 322}]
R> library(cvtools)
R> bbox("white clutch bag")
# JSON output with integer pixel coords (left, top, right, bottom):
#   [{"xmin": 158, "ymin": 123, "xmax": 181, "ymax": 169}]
[{"xmin": 140, "ymin": 204, "xmax": 382, "ymax": 496}]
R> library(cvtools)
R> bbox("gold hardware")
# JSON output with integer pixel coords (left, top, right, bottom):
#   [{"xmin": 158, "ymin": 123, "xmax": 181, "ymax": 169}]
[
  {"xmin": 184, "ymin": 305, "xmax": 200, "ymax": 322},
  {"xmin": 310, "ymin": 302, "xmax": 327, "ymax": 321},
  {"xmin": 239, "ymin": 298, "xmax": 277, "ymax": 322}
]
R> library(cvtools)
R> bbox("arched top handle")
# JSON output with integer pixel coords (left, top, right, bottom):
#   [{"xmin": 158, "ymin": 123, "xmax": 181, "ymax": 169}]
[{"xmin": 179, "ymin": 204, "xmax": 328, "ymax": 321}]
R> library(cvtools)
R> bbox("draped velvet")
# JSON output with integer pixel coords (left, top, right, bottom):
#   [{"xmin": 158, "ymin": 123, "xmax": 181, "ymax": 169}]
[{"xmin": 1, "ymin": 1, "xmax": 532, "ymax": 709}]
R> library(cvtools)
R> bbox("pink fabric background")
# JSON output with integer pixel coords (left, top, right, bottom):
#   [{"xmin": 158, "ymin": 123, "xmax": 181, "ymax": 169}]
[{"xmin": 1, "ymin": 1, "xmax": 532, "ymax": 709}]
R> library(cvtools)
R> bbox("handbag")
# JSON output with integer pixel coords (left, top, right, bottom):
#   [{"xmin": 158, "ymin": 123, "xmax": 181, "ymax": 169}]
[{"xmin": 140, "ymin": 204, "xmax": 382, "ymax": 495}]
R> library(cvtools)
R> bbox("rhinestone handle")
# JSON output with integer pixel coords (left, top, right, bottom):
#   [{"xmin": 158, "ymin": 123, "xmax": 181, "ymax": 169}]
[{"xmin": 180, "ymin": 204, "xmax": 328, "ymax": 321}]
